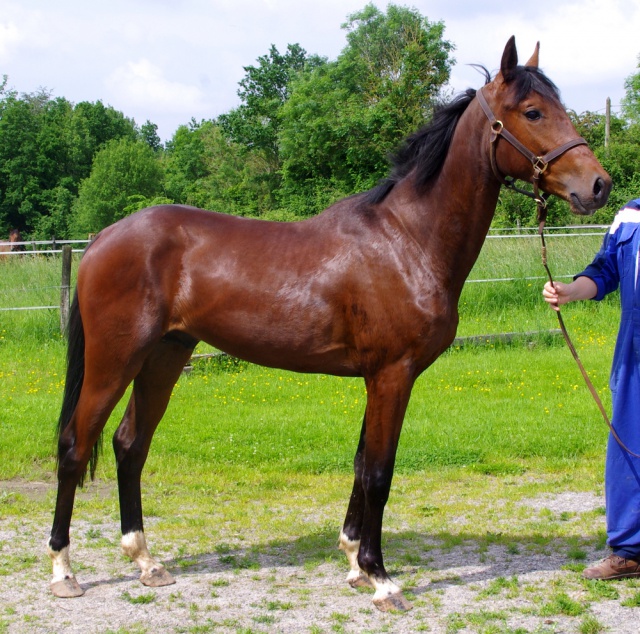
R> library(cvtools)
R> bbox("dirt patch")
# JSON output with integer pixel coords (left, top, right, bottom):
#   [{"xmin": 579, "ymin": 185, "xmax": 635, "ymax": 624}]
[{"xmin": 2, "ymin": 487, "xmax": 640, "ymax": 633}]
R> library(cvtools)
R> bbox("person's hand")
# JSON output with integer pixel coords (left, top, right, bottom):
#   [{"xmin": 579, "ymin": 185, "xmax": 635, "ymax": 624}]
[
  {"xmin": 542, "ymin": 276, "xmax": 598, "ymax": 311},
  {"xmin": 542, "ymin": 281, "xmax": 569, "ymax": 312}
]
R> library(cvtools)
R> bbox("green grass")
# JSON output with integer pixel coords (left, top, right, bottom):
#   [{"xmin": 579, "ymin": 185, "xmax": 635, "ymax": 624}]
[
  {"xmin": 459, "ymin": 230, "xmax": 612, "ymax": 336},
  {"xmin": 0, "ymin": 234, "xmax": 619, "ymax": 483},
  {"xmin": 121, "ymin": 590, "xmax": 157, "ymax": 605},
  {"xmin": 0, "ymin": 237, "xmax": 625, "ymax": 634},
  {"xmin": 0, "ymin": 252, "xmax": 81, "ymax": 341},
  {"xmin": 0, "ymin": 235, "xmax": 618, "ymax": 544},
  {"xmin": 0, "ymin": 324, "xmax": 615, "ymax": 483}
]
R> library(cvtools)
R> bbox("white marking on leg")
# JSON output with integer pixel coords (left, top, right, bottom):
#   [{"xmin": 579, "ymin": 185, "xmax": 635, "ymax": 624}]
[
  {"xmin": 121, "ymin": 530, "xmax": 162, "ymax": 577},
  {"xmin": 371, "ymin": 577, "xmax": 403, "ymax": 602},
  {"xmin": 338, "ymin": 532, "xmax": 408, "ymax": 609},
  {"xmin": 338, "ymin": 531, "xmax": 360, "ymax": 577},
  {"xmin": 48, "ymin": 544, "xmax": 75, "ymax": 583},
  {"xmin": 338, "ymin": 531, "xmax": 371, "ymax": 586},
  {"xmin": 122, "ymin": 530, "xmax": 175, "ymax": 587}
]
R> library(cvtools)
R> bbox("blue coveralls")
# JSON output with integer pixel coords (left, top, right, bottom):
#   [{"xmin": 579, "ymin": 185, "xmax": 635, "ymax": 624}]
[{"xmin": 579, "ymin": 198, "xmax": 640, "ymax": 559}]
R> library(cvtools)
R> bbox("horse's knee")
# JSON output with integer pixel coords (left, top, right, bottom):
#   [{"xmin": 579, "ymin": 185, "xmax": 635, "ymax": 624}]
[{"xmin": 56, "ymin": 445, "xmax": 88, "ymax": 480}]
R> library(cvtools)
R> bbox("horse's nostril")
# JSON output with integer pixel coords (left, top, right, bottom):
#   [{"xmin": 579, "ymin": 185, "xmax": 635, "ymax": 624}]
[{"xmin": 594, "ymin": 177, "xmax": 605, "ymax": 199}]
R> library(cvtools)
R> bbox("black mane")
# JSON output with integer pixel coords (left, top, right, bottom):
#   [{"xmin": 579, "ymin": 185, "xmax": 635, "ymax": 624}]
[{"xmin": 364, "ymin": 64, "xmax": 561, "ymax": 205}]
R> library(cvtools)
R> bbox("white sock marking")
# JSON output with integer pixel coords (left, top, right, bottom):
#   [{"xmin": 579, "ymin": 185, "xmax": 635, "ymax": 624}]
[
  {"xmin": 48, "ymin": 545, "xmax": 75, "ymax": 583},
  {"xmin": 371, "ymin": 577, "xmax": 402, "ymax": 601},
  {"xmin": 339, "ymin": 531, "xmax": 364, "ymax": 582},
  {"xmin": 121, "ymin": 530, "xmax": 162, "ymax": 575}
]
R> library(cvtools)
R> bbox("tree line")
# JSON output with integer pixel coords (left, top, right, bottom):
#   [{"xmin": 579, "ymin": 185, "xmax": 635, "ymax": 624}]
[{"xmin": 1, "ymin": 3, "xmax": 640, "ymax": 240}]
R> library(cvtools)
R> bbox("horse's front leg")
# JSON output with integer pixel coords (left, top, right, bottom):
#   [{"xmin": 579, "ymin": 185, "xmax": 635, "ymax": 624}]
[{"xmin": 342, "ymin": 364, "xmax": 415, "ymax": 612}]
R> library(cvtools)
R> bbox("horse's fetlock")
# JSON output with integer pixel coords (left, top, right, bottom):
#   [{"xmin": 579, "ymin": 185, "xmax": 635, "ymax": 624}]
[
  {"xmin": 357, "ymin": 549, "xmax": 383, "ymax": 577},
  {"xmin": 48, "ymin": 535, "xmax": 70, "ymax": 553}
]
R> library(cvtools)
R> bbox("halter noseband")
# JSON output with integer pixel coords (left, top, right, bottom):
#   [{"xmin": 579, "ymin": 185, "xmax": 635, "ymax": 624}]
[{"xmin": 476, "ymin": 87, "xmax": 588, "ymax": 223}]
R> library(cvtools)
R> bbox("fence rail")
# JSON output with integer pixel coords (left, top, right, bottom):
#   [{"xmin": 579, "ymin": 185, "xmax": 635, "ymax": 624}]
[{"xmin": 1, "ymin": 227, "xmax": 609, "ymax": 334}]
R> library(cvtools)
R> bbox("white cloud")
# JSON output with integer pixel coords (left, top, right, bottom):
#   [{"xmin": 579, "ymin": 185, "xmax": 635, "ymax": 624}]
[
  {"xmin": 445, "ymin": 0, "xmax": 640, "ymax": 113},
  {"xmin": 527, "ymin": 0, "xmax": 639, "ymax": 80},
  {"xmin": 0, "ymin": 21, "xmax": 23, "ymax": 59},
  {"xmin": 105, "ymin": 59, "xmax": 210, "ymax": 116},
  {"xmin": 2, "ymin": 0, "xmax": 639, "ymax": 137}
]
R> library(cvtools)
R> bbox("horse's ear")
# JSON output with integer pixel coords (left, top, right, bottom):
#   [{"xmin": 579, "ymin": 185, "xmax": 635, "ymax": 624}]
[
  {"xmin": 500, "ymin": 36, "xmax": 518, "ymax": 81},
  {"xmin": 525, "ymin": 42, "xmax": 540, "ymax": 68}
]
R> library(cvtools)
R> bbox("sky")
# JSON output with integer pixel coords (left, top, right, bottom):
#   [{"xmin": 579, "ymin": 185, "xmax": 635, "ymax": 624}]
[{"xmin": 1, "ymin": 0, "xmax": 639, "ymax": 142}]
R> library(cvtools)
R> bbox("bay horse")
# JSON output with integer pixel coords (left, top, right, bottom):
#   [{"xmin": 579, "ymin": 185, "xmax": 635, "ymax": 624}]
[
  {"xmin": 48, "ymin": 37, "xmax": 611, "ymax": 611},
  {"xmin": 0, "ymin": 229, "xmax": 25, "ymax": 256}
]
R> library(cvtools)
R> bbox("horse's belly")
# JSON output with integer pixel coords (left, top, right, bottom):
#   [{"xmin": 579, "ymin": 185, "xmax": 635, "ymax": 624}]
[{"xmin": 185, "ymin": 304, "xmax": 358, "ymax": 376}]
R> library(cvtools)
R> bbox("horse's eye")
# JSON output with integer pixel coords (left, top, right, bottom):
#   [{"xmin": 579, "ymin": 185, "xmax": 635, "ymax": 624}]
[{"xmin": 525, "ymin": 109, "xmax": 542, "ymax": 121}]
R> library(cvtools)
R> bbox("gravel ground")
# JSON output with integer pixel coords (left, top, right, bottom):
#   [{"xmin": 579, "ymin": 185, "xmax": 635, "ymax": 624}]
[{"xmin": 2, "ymin": 484, "xmax": 640, "ymax": 633}]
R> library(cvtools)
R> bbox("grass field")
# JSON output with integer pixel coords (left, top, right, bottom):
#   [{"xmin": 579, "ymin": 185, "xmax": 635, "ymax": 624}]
[
  {"xmin": 1, "ymin": 232, "xmax": 630, "ymax": 633},
  {"xmin": 0, "ymin": 232, "xmax": 619, "ymax": 481},
  {"xmin": 0, "ymin": 231, "xmax": 619, "ymax": 481}
]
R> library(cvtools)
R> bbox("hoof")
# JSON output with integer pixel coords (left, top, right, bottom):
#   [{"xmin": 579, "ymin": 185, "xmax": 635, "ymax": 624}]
[
  {"xmin": 140, "ymin": 566, "xmax": 175, "ymax": 588},
  {"xmin": 373, "ymin": 591, "xmax": 413, "ymax": 612},
  {"xmin": 348, "ymin": 573, "xmax": 373, "ymax": 589},
  {"xmin": 51, "ymin": 576, "xmax": 84, "ymax": 598}
]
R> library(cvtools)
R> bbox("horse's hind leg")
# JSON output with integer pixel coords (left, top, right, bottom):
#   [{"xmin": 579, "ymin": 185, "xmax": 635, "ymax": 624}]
[
  {"xmin": 114, "ymin": 335, "xmax": 196, "ymax": 588},
  {"xmin": 339, "ymin": 415, "xmax": 372, "ymax": 588},
  {"xmin": 49, "ymin": 379, "xmax": 134, "ymax": 597}
]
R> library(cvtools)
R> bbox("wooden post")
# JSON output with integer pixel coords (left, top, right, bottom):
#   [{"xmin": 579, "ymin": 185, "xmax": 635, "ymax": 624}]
[
  {"xmin": 60, "ymin": 245, "xmax": 72, "ymax": 335},
  {"xmin": 605, "ymin": 97, "xmax": 611, "ymax": 150}
]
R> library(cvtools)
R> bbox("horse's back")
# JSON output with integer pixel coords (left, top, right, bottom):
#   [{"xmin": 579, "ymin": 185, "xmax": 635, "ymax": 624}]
[{"xmin": 77, "ymin": 205, "xmax": 365, "ymax": 373}]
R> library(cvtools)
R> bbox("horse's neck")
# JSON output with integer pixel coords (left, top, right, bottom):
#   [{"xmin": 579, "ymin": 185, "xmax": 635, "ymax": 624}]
[{"xmin": 390, "ymin": 101, "xmax": 501, "ymax": 292}]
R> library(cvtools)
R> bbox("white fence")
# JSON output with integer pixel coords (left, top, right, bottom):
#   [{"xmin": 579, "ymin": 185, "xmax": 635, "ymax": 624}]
[{"xmin": 0, "ymin": 226, "xmax": 609, "ymax": 324}]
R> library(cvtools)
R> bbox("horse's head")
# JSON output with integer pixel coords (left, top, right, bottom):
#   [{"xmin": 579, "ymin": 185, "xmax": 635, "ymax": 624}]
[
  {"xmin": 479, "ymin": 36, "xmax": 611, "ymax": 215},
  {"xmin": 8, "ymin": 229, "xmax": 25, "ymax": 252}
]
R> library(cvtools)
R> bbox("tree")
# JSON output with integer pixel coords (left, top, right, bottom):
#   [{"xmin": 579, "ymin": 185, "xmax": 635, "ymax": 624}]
[
  {"xmin": 66, "ymin": 100, "xmax": 137, "ymax": 185},
  {"xmin": 593, "ymin": 139, "xmax": 640, "ymax": 223},
  {"xmin": 164, "ymin": 119, "xmax": 274, "ymax": 216},
  {"xmin": 569, "ymin": 109, "xmax": 625, "ymax": 149},
  {"xmin": 140, "ymin": 120, "xmax": 163, "ymax": 152},
  {"xmin": 218, "ymin": 44, "xmax": 323, "ymax": 170},
  {"xmin": 278, "ymin": 3, "xmax": 455, "ymax": 214},
  {"xmin": 340, "ymin": 3, "xmax": 452, "ymax": 113},
  {"xmin": 0, "ymin": 89, "xmax": 39, "ymax": 231},
  {"xmin": 71, "ymin": 138, "xmax": 165, "ymax": 235},
  {"xmin": 163, "ymin": 119, "xmax": 213, "ymax": 206},
  {"xmin": 622, "ymin": 54, "xmax": 640, "ymax": 125},
  {"xmin": 0, "ymin": 85, "xmax": 138, "ymax": 237}
]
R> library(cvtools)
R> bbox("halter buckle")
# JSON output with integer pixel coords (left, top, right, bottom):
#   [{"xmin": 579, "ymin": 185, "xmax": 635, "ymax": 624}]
[{"xmin": 532, "ymin": 157, "xmax": 549, "ymax": 175}]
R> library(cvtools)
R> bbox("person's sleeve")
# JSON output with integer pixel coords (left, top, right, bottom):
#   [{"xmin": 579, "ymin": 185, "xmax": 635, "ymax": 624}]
[{"xmin": 574, "ymin": 231, "xmax": 619, "ymax": 301}]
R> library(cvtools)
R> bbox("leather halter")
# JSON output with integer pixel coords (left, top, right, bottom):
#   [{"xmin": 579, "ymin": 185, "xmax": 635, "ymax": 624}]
[{"xmin": 476, "ymin": 87, "xmax": 588, "ymax": 223}]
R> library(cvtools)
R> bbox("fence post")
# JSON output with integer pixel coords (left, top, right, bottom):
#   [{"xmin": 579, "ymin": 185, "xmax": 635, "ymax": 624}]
[{"xmin": 60, "ymin": 245, "xmax": 72, "ymax": 335}]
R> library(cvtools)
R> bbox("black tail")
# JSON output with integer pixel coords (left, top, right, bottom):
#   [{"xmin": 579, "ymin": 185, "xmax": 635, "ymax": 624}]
[{"xmin": 56, "ymin": 291, "xmax": 100, "ymax": 486}]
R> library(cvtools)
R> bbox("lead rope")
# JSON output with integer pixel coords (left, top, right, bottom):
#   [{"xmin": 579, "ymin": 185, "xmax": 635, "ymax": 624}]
[
  {"xmin": 477, "ymin": 86, "xmax": 637, "ymax": 456},
  {"xmin": 537, "ymin": 204, "xmax": 640, "ymax": 458}
]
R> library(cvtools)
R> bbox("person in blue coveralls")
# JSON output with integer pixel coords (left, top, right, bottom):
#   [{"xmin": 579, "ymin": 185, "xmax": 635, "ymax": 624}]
[{"xmin": 543, "ymin": 198, "xmax": 640, "ymax": 580}]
